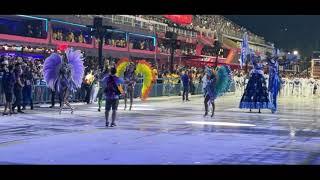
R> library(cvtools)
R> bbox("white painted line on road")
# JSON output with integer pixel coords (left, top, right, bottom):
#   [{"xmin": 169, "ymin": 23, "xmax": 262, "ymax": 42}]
[{"xmin": 185, "ymin": 121, "xmax": 256, "ymax": 127}]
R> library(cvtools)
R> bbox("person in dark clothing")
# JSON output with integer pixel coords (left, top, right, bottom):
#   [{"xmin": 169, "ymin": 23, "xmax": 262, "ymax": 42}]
[
  {"xmin": 2, "ymin": 64, "xmax": 15, "ymax": 115},
  {"xmin": 97, "ymin": 69, "xmax": 109, "ymax": 112},
  {"xmin": 49, "ymin": 89, "xmax": 56, "ymax": 108},
  {"xmin": 49, "ymin": 80, "xmax": 62, "ymax": 108},
  {"xmin": 84, "ymin": 71, "xmax": 93, "ymax": 104},
  {"xmin": 181, "ymin": 70, "xmax": 190, "ymax": 102},
  {"xmin": 12, "ymin": 63, "xmax": 24, "ymax": 113},
  {"xmin": 102, "ymin": 67, "xmax": 124, "ymax": 127},
  {"xmin": 22, "ymin": 66, "xmax": 34, "ymax": 110},
  {"xmin": 189, "ymin": 71, "xmax": 195, "ymax": 95}
]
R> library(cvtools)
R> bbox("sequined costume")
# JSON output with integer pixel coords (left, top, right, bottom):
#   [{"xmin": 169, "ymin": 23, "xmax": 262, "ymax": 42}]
[
  {"xmin": 239, "ymin": 54, "xmax": 273, "ymax": 111},
  {"xmin": 43, "ymin": 48, "xmax": 84, "ymax": 114}
]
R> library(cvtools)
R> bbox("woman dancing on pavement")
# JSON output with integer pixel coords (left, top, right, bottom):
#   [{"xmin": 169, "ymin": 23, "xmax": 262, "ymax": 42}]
[
  {"xmin": 43, "ymin": 48, "xmax": 84, "ymax": 114},
  {"xmin": 266, "ymin": 49, "xmax": 299, "ymax": 113},
  {"xmin": 203, "ymin": 66, "xmax": 232, "ymax": 117},
  {"xmin": 123, "ymin": 63, "xmax": 137, "ymax": 111}
]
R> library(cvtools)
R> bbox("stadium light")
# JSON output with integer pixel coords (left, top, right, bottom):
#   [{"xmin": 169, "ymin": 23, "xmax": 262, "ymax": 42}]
[{"xmin": 293, "ymin": 50, "xmax": 299, "ymax": 55}]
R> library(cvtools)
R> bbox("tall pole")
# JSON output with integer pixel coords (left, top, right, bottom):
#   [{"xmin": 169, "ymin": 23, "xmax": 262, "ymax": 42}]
[
  {"xmin": 154, "ymin": 25, "xmax": 158, "ymax": 67},
  {"xmin": 170, "ymin": 39, "xmax": 175, "ymax": 73},
  {"xmin": 88, "ymin": 17, "xmax": 114, "ymax": 73},
  {"xmin": 98, "ymin": 33, "xmax": 104, "ymax": 71}
]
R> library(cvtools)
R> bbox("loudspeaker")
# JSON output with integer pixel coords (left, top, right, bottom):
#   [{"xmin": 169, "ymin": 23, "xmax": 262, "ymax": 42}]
[
  {"xmin": 165, "ymin": 31, "xmax": 177, "ymax": 39},
  {"xmin": 93, "ymin": 17, "xmax": 103, "ymax": 28}
]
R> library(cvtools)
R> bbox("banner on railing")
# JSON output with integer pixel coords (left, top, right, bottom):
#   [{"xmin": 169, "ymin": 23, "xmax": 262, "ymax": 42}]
[{"xmin": 163, "ymin": 15, "xmax": 193, "ymax": 25}]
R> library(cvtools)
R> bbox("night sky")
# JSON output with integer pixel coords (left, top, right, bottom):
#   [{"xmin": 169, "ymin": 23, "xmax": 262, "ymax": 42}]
[{"xmin": 224, "ymin": 15, "xmax": 320, "ymax": 57}]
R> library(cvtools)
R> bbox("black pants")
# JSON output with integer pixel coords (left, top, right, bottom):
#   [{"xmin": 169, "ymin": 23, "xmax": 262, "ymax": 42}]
[
  {"xmin": 22, "ymin": 85, "xmax": 33, "ymax": 109},
  {"xmin": 13, "ymin": 87, "xmax": 22, "ymax": 111},
  {"xmin": 182, "ymin": 86, "xmax": 189, "ymax": 101},
  {"xmin": 97, "ymin": 88, "xmax": 104, "ymax": 109},
  {"xmin": 204, "ymin": 95, "xmax": 214, "ymax": 113},
  {"xmin": 51, "ymin": 90, "xmax": 62, "ymax": 107},
  {"xmin": 84, "ymin": 85, "xmax": 92, "ymax": 104}
]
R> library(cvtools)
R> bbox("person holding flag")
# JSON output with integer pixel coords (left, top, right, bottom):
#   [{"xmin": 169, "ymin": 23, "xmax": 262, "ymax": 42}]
[{"xmin": 240, "ymin": 32, "xmax": 249, "ymax": 69}]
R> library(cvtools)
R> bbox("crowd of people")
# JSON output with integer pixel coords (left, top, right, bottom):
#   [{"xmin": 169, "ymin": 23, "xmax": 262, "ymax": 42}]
[
  {"xmin": 52, "ymin": 29, "xmax": 91, "ymax": 44},
  {"xmin": 0, "ymin": 55, "xmax": 46, "ymax": 114},
  {"xmin": 137, "ymin": 15, "xmax": 196, "ymax": 32},
  {"xmin": 105, "ymin": 37, "xmax": 127, "ymax": 48},
  {"xmin": 2, "ymin": 50, "xmax": 317, "ymax": 116},
  {"xmin": 0, "ymin": 22, "xmax": 44, "ymax": 39},
  {"xmin": 0, "ymin": 53, "xmax": 216, "ymax": 115},
  {"xmin": 129, "ymin": 37, "xmax": 154, "ymax": 51},
  {"xmin": 193, "ymin": 15, "xmax": 264, "ymax": 44},
  {"xmin": 157, "ymin": 41, "xmax": 196, "ymax": 56}
]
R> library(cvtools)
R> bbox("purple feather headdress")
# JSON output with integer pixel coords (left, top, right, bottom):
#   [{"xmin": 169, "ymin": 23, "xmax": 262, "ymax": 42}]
[
  {"xmin": 43, "ymin": 53, "xmax": 62, "ymax": 90},
  {"xmin": 65, "ymin": 48, "xmax": 85, "ymax": 88}
]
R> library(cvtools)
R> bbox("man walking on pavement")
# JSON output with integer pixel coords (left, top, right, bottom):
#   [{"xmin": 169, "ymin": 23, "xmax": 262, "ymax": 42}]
[{"xmin": 181, "ymin": 70, "xmax": 190, "ymax": 102}]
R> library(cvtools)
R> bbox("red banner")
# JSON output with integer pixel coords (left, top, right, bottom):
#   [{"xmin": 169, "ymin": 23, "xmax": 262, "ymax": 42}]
[{"xmin": 163, "ymin": 15, "xmax": 193, "ymax": 25}]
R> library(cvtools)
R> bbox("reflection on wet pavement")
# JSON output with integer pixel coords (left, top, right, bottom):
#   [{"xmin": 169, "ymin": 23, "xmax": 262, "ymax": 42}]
[{"xmin": 0, "ymin": 95, "xmax": 320, "ymax": 164}]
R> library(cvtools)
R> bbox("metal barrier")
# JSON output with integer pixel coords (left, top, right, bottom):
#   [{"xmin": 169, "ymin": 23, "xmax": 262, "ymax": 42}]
[{"xmin": 0, "ymin": 80, "xmax": 235, "ymax": 105}]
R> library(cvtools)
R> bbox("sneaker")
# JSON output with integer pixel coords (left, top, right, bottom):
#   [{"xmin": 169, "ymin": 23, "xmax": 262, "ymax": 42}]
[
  {"xmin": 18, "ymin": 110, "xmax": 25, "ymax": 114},
  {"xmin": 203, "ymin": 112, "xmax": 208, "ymax": 117},
  {"xmin": 98, "ymin": 108, "xmax": 101, "ymax": 112},
  {"xmin": 110, "ymin": 123, "xmax": 116, "ymax": 127},
  {"xmin": 106, "ymin": 122, "xmax": 109, "ymax": 127},
  {"xmin": 2, "ymin": 112, "xmax": 8, "ymax": 116}
]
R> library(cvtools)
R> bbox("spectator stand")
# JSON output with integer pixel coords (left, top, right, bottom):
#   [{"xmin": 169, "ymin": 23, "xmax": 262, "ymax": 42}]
[
  {"xmin": 0, "ymin": 15, "xmax": 49, "ymax": 44},
  {"xmin": 51, "ymin": 19, "xmax": 93, "ymax": 48}
]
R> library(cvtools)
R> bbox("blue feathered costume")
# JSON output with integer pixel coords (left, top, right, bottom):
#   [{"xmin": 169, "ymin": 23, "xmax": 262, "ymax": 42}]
[
  {"xmin": 203, "ymin": 65, "xmax": 232, "ymax": 117},
  {"xmin": 267, "ymin": 49, "xmax": 299, "ymax": 113}
]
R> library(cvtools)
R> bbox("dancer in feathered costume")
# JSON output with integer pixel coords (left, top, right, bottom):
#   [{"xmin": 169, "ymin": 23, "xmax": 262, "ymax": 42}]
[
  {"xmin": 116, "ymin": 58, "xmax": 155, "ymax": 102},
  {"xmin": 266, "ymin": 50, "xmax": 280, "ymax": 113},
  {"xmin": 203, "ymin": 65, "xmax": 232, "ymax": 117},
  {"xmin": 239, "ymin": 51, "xmax": 272, "ymax": 113},
  {"xmin": 123, "ymin": 63, "xmax": 137, "ymax": 110},
  {"xmin": 43, "ymin": 48, "xmax": 84, "ymax": 114},
  {"xmin": 266, "ymin": 49, "xmax": 299, "ymax": 113}
]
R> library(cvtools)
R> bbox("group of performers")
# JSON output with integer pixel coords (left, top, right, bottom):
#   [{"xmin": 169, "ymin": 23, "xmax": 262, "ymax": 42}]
[
  {"xmin": 41, "ymin": 45, "xmax": 299, "ymax": 127},
  {"xmin": 280, "ymin": 76, "xmax": 320, "ymax": 97}
]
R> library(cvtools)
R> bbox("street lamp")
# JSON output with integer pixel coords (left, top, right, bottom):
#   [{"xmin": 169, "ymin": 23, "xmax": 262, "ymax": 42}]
[
  {"xmin": 88, "ymin": 17, "xmax": 115, "ymax": 71},
  {"xmin": 165, "ymin": 31, "xmax": 178, "ymax": 73}
]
